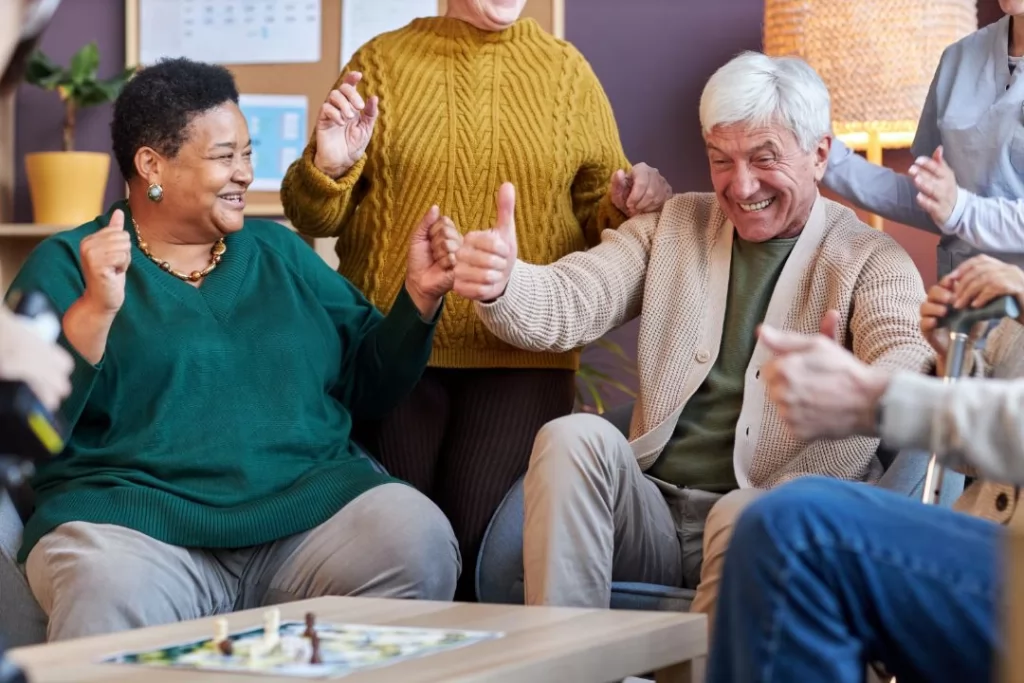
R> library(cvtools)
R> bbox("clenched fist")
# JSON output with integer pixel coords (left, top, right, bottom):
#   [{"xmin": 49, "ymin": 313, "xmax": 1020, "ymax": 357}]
[
  {"xmin": 313, "ymin": 71, "xmax": 379, "ymax": 179},
  {"xmin": 609, "ymin": 163, "xmax": 673, "ymax": 217},
  {"xmin": 405, "ymin": 206, "xmax": 462, "ymax": 319},
  {"xmin": 80, "ymin": 209, "xmax": 131, "ymax": 313},
  {"xmin": 453, "ymin": 183, "xmax": 518, "ymax": 302}
]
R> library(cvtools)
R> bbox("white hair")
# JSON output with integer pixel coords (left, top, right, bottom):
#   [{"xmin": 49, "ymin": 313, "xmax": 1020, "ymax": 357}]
[{"xmin": 699, "ymin": 51, "xmax": 831, "ymax": 152}]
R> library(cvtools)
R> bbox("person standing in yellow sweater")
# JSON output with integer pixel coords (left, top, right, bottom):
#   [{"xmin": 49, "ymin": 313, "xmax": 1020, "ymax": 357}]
[{"xmin": 280, "ymin": 0, "xmax": 671, "ymax": 601}]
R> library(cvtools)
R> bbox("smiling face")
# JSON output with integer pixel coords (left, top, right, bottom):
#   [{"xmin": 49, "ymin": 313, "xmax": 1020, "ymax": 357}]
[
  {"xmin": 137, "ymin": 102, "xmax": 254, "ymax": 237},
  {"xmin": 705, "ymin": 122, "xmax": 830, "ymax": 242},
  {"xmin": 446, "ymin": 0, "xmax": 527, "ymax": 30}
]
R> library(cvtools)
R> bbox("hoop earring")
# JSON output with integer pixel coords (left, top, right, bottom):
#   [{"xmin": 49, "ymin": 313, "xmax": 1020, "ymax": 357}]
[{"xmin": 147, "ymin": 183, "xmax": 164, "ymax": 202}]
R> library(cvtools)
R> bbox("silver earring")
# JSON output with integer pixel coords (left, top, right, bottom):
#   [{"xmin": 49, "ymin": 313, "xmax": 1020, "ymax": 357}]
[{"xmin": 147, "ymin": 183, "xmax": 163, "ymax": 202}]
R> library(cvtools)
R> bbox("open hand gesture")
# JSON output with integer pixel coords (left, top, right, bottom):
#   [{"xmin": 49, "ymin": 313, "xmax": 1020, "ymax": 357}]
[{"xmin": 313, "ymin": 72, "xmax": 379, "ymax": 179}]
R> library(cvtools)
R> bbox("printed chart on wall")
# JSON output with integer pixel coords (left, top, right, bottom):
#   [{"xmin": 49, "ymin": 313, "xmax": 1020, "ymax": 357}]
[
  {"xmin": 139, "ymin": 0, "xmax": 322, "ymax": 65},
  {"xmin": 341, "ymin": 0, "xmax": 437, "ymax": 68},
  {"xmin": 238, "ymin": 94, "xmax": 308, "ymax": 192}
]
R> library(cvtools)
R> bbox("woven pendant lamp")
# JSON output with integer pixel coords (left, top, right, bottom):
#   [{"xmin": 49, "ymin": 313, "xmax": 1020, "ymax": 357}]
[{"xmin": 763, "ymin": 0, "xmax": 977, "ymax": 228}]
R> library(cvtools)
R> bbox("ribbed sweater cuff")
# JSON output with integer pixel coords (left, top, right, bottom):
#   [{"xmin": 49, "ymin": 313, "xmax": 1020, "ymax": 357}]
[
  {"xmin": 295, "ymin": 150, "xmax": 367, "ymax": 197},
  {"xmin": 476, "ymin": 261, "xmax": 538, "ymax": 335}
]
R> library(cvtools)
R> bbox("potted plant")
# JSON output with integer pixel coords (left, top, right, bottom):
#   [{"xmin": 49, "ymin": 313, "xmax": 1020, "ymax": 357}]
[{"xmin": 22, "ymin": 42, "xmax": 135, "ymax": 225}]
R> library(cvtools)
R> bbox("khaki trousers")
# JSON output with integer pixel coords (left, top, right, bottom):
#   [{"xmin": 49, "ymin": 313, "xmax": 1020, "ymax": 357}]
[
  {"xmin": 26, "ymin": 483, "xmax": 460, "ymax": 641},
  {"xmin": 523, "ymin": 414, "xmax": 762, "ymax": 632}
]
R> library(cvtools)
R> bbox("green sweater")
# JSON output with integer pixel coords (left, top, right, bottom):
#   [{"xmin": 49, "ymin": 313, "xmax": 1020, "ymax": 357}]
[
  {"xmin": 649, "ymin": 234, "xmax": 797, "ymax": 492},
  {"xmin": 9, "ymin": 201, "xmax": 438, "ymax": 563}
]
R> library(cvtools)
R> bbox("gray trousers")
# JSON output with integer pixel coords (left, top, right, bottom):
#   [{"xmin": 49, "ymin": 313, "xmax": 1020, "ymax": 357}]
[
  {"xmin": 523, "ymin": 414, "xmax": 762, "ymax": 633},
  {"xmin": 26, "ymin": 483, "xmax": 460, "ymax": 641}
]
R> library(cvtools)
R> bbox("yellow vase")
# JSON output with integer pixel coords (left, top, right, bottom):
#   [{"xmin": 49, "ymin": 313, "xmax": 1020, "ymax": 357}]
[{"xmin": 24, "ymin": 151, "xmax": 111, "ymax": 226}]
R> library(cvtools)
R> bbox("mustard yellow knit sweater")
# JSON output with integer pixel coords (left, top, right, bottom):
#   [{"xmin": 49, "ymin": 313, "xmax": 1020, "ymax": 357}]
[{"xmin": 281, "ymin": 16, "xmax": 629, "ymax": 370}]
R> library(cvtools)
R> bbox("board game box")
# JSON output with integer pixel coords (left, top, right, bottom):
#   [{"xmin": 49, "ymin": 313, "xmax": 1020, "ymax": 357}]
[{"xmin": 102, "ymin": 608, "xmax": 504, "ymax": 679}]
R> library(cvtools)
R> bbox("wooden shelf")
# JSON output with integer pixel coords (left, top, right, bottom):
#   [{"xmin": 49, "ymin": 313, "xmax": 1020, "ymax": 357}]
[{"xmin": 0, "ymin": 224, "xmax": 73, "ymax": 237}]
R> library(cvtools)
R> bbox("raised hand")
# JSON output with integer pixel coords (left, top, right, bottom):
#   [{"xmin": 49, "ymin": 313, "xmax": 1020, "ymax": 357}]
[
  {"xmin": 909, "ymin": 146, "xmax": 958, "ymax": 226},
  {"xmin": 609, "ymin": 163, "xmax": 673, "ymax": 217},
  {"xmin": 405, "ymin": 206, "xmax": 460, "ymax": 319},
  {"xmin": 312, "ymin": 72, "xmax": 379, "ymax": 179},
  {"xmin": 453, "ymin": 183, "xmax": 518, "ymax": 302},
  {"xmin": 80, "ymin": 209, "xmax": 131, "ymax": 314}
]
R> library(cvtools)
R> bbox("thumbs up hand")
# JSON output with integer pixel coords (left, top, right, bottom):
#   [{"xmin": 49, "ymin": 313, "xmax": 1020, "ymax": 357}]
[
  {"xmin": 80, "ymin": 209, "xmax": 131, "ymax": 314},
  {"xmin": 453, "ymin": 183, "xmax": 518, "ymax": 302},
  {"xmin": 405, "ymin": 205, "xmax": 461, "ymax": 319}
]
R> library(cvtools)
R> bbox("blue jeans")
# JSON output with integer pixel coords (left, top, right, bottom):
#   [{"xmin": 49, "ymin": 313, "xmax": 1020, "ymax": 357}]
[{"xmin": 707, "ymin": 477, "xmax": 1002, "ymax": 683}]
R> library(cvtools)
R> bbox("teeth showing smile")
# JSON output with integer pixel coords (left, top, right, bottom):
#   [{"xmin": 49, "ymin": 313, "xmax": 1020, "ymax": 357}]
[
  {"xmin": 220, "ymin": 194, "xmax": 244, "ymax": 204},
  {"xmin": 739, "ymin": 197, "xmax": 775, "ymax": 212}
]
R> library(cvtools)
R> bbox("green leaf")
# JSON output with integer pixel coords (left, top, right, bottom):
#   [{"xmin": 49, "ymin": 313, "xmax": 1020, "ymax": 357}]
[
  {"xmin": 69, "ymin": 42, "xmax": 100, "ymax": 84},
  {"xmin": 73, "ymin": 81, "xmax": 111, "ymax": 108},
  {"xmin": 23, "ymin": 50, "xmax": 64, "ymax": 90}
]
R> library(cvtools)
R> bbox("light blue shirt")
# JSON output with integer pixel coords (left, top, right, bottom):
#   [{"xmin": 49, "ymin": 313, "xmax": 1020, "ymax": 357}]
[{"xmin": 823, "ymin": 15, "xmax": 1024, "ymax": 278}]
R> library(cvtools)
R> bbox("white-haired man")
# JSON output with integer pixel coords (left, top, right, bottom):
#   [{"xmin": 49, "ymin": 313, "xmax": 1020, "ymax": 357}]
[{"xmin": 452, "ymin": 51, "xmax": 934, "ymax": 621}]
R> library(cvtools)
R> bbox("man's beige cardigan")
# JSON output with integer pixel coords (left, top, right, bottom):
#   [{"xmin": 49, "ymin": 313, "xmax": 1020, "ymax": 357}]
[{"xmin": 478, "ymin": 192, "xmax": 934, "ymax": 488}]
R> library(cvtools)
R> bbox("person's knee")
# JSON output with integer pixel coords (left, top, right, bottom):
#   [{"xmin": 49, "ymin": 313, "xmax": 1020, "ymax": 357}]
[
  {"xmin": 365, "ymin": 485, "xmax": 461, "ymax": 601},
  {"xmin": 704, "ymin": 488, "xmax": 766, "ymax": 559},
  {"xmin": 528, "ymin": 413, "xmax": 630, "ymax": 484},
  {"xmin": 27, "ymin": 523, "xmax": 177, "ymax": 639},
  {"xmin": 731, "ymin": 477, "xmax": 851, "ymax": 555}
]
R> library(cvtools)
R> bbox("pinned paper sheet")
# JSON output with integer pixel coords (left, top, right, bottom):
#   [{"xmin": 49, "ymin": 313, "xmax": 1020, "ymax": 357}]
[
  {"xmin": 139, "ymin": 0, "xmax": 322, "ymax": 66},
  {"xmin": 341, "ymin": 0, "xmax": 437, "ymax": 68},
  {"xmin": 238, "ymin": 95, "xmax": 308, "ymax": 192}
]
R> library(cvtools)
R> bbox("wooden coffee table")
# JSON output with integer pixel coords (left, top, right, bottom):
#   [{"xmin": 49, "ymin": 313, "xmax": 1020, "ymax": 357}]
[{"xmin": 7, "ymin": 596, "xmax": 707, "ymax": 682}]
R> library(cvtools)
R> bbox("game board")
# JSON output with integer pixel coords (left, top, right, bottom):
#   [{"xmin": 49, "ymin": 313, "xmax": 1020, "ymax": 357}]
[{"xmin": 102, "ymin": 608, "xmax": 504, "ymax": 679}]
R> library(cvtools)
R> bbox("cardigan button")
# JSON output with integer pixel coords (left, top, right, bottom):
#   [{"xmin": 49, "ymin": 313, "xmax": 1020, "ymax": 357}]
[
  {"xmin": 696, "ymin": 349, "xmax": 711, "ymax": 363},
  {"xmin": 996, "ymin": 492, "xmax": 1010, "ymax": 512}
]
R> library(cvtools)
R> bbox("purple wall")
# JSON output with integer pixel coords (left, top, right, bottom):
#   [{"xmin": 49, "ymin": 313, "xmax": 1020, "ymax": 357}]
[
  {"xmin": 569, "ymin": 0, "xmax": 764, "ymax": 409},
  {"xmin": 13, "ymin": 0, "xmax": 125, "ymax": 222}
]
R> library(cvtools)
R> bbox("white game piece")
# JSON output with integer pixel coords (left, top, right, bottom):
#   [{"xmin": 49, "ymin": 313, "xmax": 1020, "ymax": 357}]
[
  {"xmin": 263, "ymin": 608, "xmax": 281, "ymax": 650},
  {"xmin": 212, "ymin": 617, "xmax": 229, "ymax": 645}
]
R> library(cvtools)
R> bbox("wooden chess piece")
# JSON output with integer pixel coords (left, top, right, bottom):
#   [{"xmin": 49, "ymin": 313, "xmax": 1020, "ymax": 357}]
[
  {"xmin": 304, "ymin": 612, "xmax": 316, "ymax": 639},
  {"xmin": 309, "ymin": 631, "xmax": 322, "ymax": 665},
  {"xmin": 218, "ymin": 639, "xmax": 234, "ymax": 656}
]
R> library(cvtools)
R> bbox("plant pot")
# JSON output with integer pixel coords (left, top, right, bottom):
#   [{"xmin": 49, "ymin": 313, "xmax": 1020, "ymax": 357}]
[{"xmin": 24, "ymin": 151, "xmax": 110, "ymax": 225}]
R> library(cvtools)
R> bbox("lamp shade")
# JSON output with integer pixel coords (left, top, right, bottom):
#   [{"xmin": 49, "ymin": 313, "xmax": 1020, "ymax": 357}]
[{"xmin": 763, "ymin": 0, "xmax": 977, "ymax": 137}]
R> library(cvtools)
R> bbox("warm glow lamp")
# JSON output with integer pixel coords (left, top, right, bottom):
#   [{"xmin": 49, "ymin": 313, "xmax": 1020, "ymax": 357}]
[{"xmin": 763, "ymin": 0, "xmax": 977, "ymax": 229}]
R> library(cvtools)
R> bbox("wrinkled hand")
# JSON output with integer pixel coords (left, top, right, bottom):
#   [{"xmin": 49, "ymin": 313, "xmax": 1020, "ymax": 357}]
[
  {"xmin": 405, "ymin": 206, "xmax": 460, "ymax": 319},
  {"xmin": 453, "ymin": 183, "xmax": 518, "ymax": 302},
  {"xmin": 0, "ymin": 306, "xmax": 73, "ymax": 412},
  {"xmin": 908, "ymin": 146, "xmax": 958, "ymax": 226},
  {"xmin": 80, "ymin": 209, "xmax": 130, "ymax": 314},
  {"xmin": 919, "ymin": 276, "xmax": 958, "ymax": 357},
  {"xmin": 313, "ymin": 72, "xmax": 379, "ymax": 179},
  {"xmin": 949, "ymin": 254, "xmax": 1024, "ymax": 318},
  {"xmin": 609, "ymin": 163, "xmax": 673, "ymax": 217},
  {"xmin": 758, "ymin": 314, "xmax": 890, "ymax": 441}
]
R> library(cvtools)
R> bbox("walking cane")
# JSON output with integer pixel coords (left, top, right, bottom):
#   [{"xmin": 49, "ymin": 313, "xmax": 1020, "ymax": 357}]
[{"xmin": 921, "ymin": 295, "xmax": 1021, "ymax": 505}]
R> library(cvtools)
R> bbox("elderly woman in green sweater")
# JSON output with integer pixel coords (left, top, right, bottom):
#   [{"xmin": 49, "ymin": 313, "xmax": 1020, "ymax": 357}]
[{"xmin": 9, "ymin": 57, "xmax": 461, "ymax": 642}]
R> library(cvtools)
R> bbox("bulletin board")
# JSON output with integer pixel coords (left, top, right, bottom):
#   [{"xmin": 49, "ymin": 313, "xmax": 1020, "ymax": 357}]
[{"xmin": 124, "ymin": 0, "xmax": 564, "ymax": 217}]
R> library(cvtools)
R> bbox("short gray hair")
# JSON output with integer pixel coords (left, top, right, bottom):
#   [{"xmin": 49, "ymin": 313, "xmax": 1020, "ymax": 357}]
[{"xmin": 699, "ymin": 51, "xmax": 831, "ymax": 152}]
